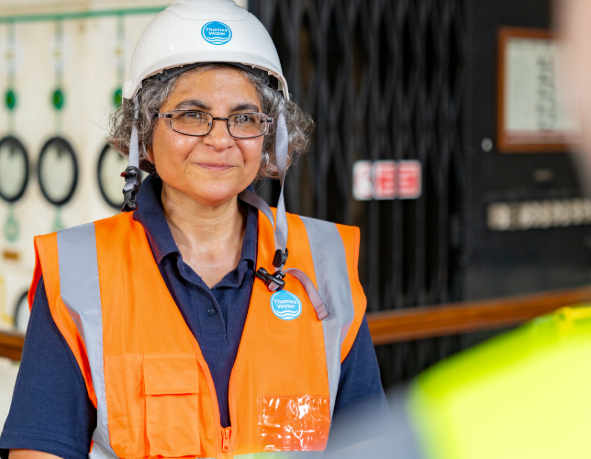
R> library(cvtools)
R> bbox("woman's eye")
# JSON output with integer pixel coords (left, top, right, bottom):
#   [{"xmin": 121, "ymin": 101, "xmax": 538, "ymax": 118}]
[
  {"xmin": 178, "ymin": 111, "xmax": 206, "ymax": 122},
  {"xmin": 185, "ymin": 112, "xmax": 202, "ymax": 119},
  {"xmin": 235, "ymin": 114, "xmax": 256, "ymax": 125}
]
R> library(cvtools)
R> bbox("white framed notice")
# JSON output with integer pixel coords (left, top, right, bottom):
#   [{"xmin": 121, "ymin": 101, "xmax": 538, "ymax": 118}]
[{"xmin": 498, "ymin": 27, "xmax": 578, "ymax": 153}]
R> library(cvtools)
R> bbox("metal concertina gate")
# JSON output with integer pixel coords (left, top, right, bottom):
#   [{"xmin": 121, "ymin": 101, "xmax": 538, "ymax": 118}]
[{"xmin": 249, "ymin": 0, "xmax": 469, "ymax": 387}]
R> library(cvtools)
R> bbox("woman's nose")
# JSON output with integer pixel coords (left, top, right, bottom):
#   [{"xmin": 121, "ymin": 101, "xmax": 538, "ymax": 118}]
[{"xmin": 203, "ymin": 118, "xmax": 234, "ymax": 150}]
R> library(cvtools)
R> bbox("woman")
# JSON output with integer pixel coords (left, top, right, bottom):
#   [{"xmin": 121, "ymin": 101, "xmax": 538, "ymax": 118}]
[{"xmin": 0, "ymin": 1, "xmax": 392, "ymax": 458}]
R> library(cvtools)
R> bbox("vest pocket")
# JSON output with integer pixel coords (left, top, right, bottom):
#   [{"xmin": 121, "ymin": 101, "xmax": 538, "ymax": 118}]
[
  {"xmin": 105, "ymin": 354, "xmax": 147, "ymax": 458},
  {"xmin": 143, "ymin": 354, "xmax": 201, "ymax": 458},
  {"xmin": 258, "ymin": 395, "xmax": 331, "ymax": 451}
]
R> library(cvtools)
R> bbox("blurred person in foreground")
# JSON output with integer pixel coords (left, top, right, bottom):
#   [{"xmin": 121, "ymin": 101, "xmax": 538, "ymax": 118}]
[
  {"xmin": 366, "ymin": 1, "xmax": 591, "ymax": 458},
  {"xmin": 0, "ymin": 1, "xmax": 394, "ymax": 458}
]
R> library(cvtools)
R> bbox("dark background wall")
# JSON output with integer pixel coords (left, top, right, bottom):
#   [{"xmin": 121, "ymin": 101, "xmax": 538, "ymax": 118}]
[
  {"xmin": 463, "ymin": 0, "xmax": 591, "ymax": 301},
  {"xmin": 248, "ymin": 0, "xmax": 589, "ymax": 388}
]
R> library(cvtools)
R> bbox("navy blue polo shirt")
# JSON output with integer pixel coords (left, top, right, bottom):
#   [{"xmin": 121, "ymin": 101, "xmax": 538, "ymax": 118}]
[{"xmin": 0, "ymin": 175, "xmax": 392, "ymax": 459}]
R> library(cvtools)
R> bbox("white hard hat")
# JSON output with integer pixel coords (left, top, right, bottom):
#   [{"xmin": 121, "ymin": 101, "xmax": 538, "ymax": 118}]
[{"xmin": 122, "ymin": 0, "xmax": 289, "ymax": 101}]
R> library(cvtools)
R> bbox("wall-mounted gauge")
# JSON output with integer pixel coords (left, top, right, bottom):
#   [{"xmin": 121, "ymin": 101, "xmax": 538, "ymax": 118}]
[
  {"xmin": 0, "ymin": 136, "xmax": 29, "ymax": 203},
  {"xmin": 13, "ymin": 290, "xmax": 29, "ymax": 334},
  {"xmin": 97, "ymin": 144, "xmax": 127, "ymax": 210},
  {"xmin": 38, "ymin": 137, "xmax": 78, "ymax": 206}
]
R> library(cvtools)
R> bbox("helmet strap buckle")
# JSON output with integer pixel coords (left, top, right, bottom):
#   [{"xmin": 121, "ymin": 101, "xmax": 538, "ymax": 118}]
[
  {"xmin": 121, "ymin": 166, "xmax": 141, "ymax": 212},
  {"xmin": 255, "ymin": 267, "xmax": 286, "ymax": 292},
  {"xmin": 272, "ymin": 248, "xmax": 289, "ymax": 269}
]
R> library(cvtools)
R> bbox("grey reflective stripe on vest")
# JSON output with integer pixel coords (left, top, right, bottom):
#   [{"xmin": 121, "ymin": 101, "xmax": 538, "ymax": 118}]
[
  {"xmin": 299, "ymin": 217, "xmax": 355, "ymax": 418},
  {"xmin": 57, "ymin": 224, "xmax": 117, "ymax": 459}
]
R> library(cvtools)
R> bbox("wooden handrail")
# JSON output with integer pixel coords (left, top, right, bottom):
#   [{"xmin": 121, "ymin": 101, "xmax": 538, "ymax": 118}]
[
  {"xmin": 367, "ymin": 285, "xmax": 591, "ymax": 345},
  {"xmin": 0, "ymin": 330, "xmax": 25, "ymax": 361},
  {"xmin": 1, "ymin": 285, "xmax": 591, "ymax": 361}
]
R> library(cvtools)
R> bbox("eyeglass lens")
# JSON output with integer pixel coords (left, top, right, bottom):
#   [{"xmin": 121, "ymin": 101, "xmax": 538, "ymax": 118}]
[{"xmin": 170, "ymin": 111, "xmax": 268, "ymax": 138}]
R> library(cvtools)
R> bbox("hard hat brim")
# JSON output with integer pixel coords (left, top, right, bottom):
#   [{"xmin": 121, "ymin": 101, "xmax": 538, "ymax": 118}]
[{"xmin": 123, "ymin": 56, "xmax": 289, "ymax": 102}]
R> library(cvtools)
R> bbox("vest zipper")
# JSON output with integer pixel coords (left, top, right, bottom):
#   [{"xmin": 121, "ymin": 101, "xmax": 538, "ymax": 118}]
[
  {"xmin": 222, "ymin": 427, "xmax": 232, "ymax": 457},
  {"xmin": 188, "ymin": 340, "xmax": 228, "ymax": 458}
]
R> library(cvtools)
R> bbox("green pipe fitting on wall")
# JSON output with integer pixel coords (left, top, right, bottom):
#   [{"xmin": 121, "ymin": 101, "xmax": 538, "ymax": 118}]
[{"xmin": 0, "ymin": 7, "xmax": 167, "ymax": 24}]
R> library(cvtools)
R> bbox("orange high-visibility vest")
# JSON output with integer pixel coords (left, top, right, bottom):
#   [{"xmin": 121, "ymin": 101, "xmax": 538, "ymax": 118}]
[{"xmin": 30, "ymin": 209, "xmax": 366, "ymax": 459}]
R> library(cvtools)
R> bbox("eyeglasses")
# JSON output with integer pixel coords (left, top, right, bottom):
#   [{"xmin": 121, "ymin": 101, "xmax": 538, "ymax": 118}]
[{"xmin": 154, "ymin": 110, "xmax": 273, "ymax": 139}]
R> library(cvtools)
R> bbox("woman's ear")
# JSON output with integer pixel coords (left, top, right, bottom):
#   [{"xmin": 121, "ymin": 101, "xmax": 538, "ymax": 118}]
[{"xmin": 145, "ymin": 146, "xmax": 155, "ymax": 165}]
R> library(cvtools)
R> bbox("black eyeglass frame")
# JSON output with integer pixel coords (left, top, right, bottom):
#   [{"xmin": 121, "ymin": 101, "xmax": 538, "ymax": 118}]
[{"xmin": 154, "ymin": 109, "xmax": 274, "ymax": 139}]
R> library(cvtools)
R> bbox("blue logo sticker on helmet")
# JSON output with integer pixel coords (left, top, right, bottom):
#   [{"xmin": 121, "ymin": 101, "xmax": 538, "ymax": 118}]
[
  {"xmin": 201, "ymin": 21, "xmax": 233, "ymax": 45},
  {"xmin": 270, "ymin": 290, "xmax": 302, "ymax": 321}
]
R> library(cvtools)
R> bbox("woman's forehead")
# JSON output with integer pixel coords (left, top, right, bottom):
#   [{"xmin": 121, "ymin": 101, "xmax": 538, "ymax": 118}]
[{"xmin": 171, "ymin": 67, "xmax": 259, "ymax": 103}]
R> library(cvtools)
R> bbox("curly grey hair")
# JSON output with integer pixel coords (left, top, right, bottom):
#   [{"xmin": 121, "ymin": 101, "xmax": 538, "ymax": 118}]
[{"xmin": 108, "ymin": 63, "xmax": 313, "ymax": 179}]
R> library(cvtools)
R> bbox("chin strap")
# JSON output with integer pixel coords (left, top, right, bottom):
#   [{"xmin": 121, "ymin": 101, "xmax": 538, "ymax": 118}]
[
  {"xmin": 121, "ymin": 95, "xmax": 142, "ymax": 212},
  {"xmin": 239, "ymin": 113, "xmax": 329, "ymax": 321}
]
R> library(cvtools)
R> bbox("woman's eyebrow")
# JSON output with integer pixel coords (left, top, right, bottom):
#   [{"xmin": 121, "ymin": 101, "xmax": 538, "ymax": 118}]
[
  {"xmin": 232, "ymin": 102, "xmax": 260, "ymax": 112},
  {"xmin": 175, "ymin": 99, "xmax": 210, "ymax": 110},
  {"xmin": 173, "ymin": 100, "xmax": 260, "ymax": 112}
]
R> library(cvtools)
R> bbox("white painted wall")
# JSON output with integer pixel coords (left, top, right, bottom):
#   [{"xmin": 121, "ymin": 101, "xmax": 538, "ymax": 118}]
[
  {"xmin": 0, "ymin": 0, "xmax": 247, "ymax": 432},
  {"xmin": 0, "ymin": 11, "xmax": 158, "ymax": 331},
  {"xmin": 0, "ymin": 359, "xmax": 19, "ymax": 431},
  {"xmin": 0, "ymin": 0, "xmax": 247, "ymax": 16}
]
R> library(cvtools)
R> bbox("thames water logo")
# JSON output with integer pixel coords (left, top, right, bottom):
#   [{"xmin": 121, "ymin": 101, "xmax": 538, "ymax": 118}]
[
  {"xmin": 270, "ymin": 290, "xmax": 302, "ymax": 321},
  {"xmin": 201, "ymin": 21, "xmax": 233, "ymax": 45}
]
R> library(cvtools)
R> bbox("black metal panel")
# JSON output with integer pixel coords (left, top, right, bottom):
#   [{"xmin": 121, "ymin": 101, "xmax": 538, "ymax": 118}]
[
  {"xmin": 249, "ymin": 0, "xmax": 470, "ymax": 387},
  {"xmin": 464, "ymin": 0, "xmax": 591, "ymax": 300}
]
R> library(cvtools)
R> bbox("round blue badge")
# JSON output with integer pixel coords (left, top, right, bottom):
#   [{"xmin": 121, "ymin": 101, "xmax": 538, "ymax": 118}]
[
  {"xmin": 201, "ymin": 21, "xmax": 233, "ymax": 45},
  {"xmin": 270, "ymin": 290, "xmax": 302, "ymax": 321}
]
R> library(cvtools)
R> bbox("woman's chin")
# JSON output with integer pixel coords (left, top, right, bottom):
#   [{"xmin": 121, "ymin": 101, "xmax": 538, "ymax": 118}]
[{"xmin": 160, "ymin": 165, "xmax": 256, "ymax": 208}]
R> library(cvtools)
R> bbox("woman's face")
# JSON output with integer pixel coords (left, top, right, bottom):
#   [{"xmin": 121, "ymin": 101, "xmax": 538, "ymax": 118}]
[{"xmin": 151, "ymin": 67, "xmax": 264, "ymax": 207}]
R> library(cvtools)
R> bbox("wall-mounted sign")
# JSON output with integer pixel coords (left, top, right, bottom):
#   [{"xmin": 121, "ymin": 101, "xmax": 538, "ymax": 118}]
[
  {"xmin": 0, "ymin": 136, "xmax": 29, "ymax": 203},
  {"xmin": 38, "ymin": 137, "xmax": 78, "ymax": 206},
  {"xmin": 97, "ymin": 144, "xmax": 127, "ymax": 210},
  {"xmin": 498, "ymin": 27, "xmax": 578, "ymax": 153},
  {"xmin": 353, "ymin": 160, "xmax": 422, "ymax": 201},
  {"xmin": 487, "ymin": 198, "xmax": 591, "ymax": 231}
]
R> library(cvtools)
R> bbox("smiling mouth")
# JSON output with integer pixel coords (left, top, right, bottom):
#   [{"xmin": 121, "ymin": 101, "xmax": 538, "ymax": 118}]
[{"xmin": 197, "ymin": 163, "xmax": 234, "ymax": 171}]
